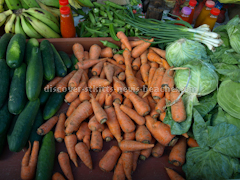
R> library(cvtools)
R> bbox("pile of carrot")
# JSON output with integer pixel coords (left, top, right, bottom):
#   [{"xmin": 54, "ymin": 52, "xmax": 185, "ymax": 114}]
[{"xmin": 21, "ymin": 31, "xmax": 199, "ymax": 180}]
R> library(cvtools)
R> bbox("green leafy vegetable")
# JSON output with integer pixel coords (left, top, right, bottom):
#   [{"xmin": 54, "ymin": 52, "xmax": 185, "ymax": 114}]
[
  {"xmin": 214, "ymin": 63, "xmax": 238, "ymax": 81},
  {"xmin": 215, "ymin": 69, "xmax": 240, "ymax": 83}
]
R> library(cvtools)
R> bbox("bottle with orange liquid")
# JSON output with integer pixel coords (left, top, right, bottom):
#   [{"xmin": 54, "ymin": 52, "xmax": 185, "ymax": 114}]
[
  {"xmin": 60, "ymin": 6, "xmax": 76, "ymax": 38},
  {"xmin": 188, "ymin": 0, "xmax": 197, "ymax": 24},
  {"xmin": 59, "ymin": 0, "xmax": 73, "ymax": 17},
  {"xmin": 200, "ymin": 8, "xmax": 220, "ymax": 31},
  {"xmin": 176, "ymin": 7, "xmax": 192, "ymax": 25}
]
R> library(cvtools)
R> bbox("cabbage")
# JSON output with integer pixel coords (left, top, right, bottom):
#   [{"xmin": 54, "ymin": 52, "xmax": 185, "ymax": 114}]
[
  {"xmin": 166, "ymin": 38, "xmax": 208, "ymax": 67},
  {"xmin": 217, "ymin": 79, "xmax": 240, "ymax": 119},
  {"xmin": 227, "ymin": 16, "xmax": 240, "ymax": 53}
]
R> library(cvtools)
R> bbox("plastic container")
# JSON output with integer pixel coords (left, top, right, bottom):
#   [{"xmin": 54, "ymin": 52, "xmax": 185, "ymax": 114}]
[
  {"xmin": 59, "ymin": 0, "xmax": 70, "ymax": 8},
  {"xmin": 188, "ymin": 0, "xmax": 197, "ymax": 24},
  {"xmin": 201, "ymin": 8, "xmax": 220, "ymax": 30},
  {"xmin": 176, "ymin": 7, "xmax": 192, "ymax": 26},
  {"xmin": 60, "ymin": 6, "xmax": 76, "ymax": 38}
]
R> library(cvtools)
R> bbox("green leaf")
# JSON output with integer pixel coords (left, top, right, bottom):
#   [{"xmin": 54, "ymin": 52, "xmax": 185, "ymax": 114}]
[
  {"xmin": 221, "ymin": 51, "xmax": 240, "ymax": 64},
  {"xmin": 215, "ymin": 69, "xmax": 240, "ymax": 83}
]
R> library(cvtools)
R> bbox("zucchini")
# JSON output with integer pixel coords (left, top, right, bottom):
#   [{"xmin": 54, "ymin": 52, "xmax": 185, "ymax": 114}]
[
  {"xmin": 40, "ymin": 40, "xmax": 55, "ymax": 81},
  {"xmin": 58, "ymin": 51, "xmax": 72, "ymax": 69},
  {"xmin": 0, "ymin": 33, "xmax": 13, "ymax": 59},
  {"xmin": 25, "ymin": 38, "xmax": 39, "ymax": 65},
  {"xmin": 35, "ymin": 131, "xmax": 55, "ymax": 180},
  {"xmin": 70, "ymin": 54, "xmax": 78, "ymax": 71},
  {"xmin": 6, "ymin": 34, "xmax": 26, "ymax": 68},
  {"xmin": 8, "ymin": 63, "xmax": 27, "ymax": 115},
  {"xmin": 51, "ymin": 44, "xmax": 67, "ymax": 77},
  {"xmin": 39, "ymin": 89, "xmax": 51, "ymax": 106},
  {"xmin": 26, "ymin": 47, "xmax": 43, "ymax": 101},
  {"xmin": 43, "ymin": 92, "xmax": 66, "ymax": 120},
  {"xmin": 7, "ymin": 99, "xmax": 40, "ymax": 152},
  {"xmin": 0, "ymin": 59, "xmax": 10, "ymax": 109},
  {"xmin": 29, "ymin": 110, "xmax": 44, "ymax": 145}
]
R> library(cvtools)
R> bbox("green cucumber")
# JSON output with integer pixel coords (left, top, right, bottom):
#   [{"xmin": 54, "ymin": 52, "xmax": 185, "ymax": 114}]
[
  {"xmin": 7, "ymin": 99, "xmax": 40, "ymax": 152},
  {"xmin": 0, "ymin": 33, "xmax": 13, "ymax": 59},
  {"xmin": 51, "ymin": 44, "xmax": 67, "ymax": 77},
  {"xmin": 39, "ymin": 89, "xmax": 51, "ymax": 106},
  {"xmin": 40, "ymin": 40, "xmax": 55, "ymax": 81},
  {"xmin": 43, "ymin": 92, "xmax": 65, "ymax": 120},
  {"xmin": 8, "ymin": 63, "xmax": 27, "ymax": 115},
  {"xmin": 0, "ymin": 59, "xmax": 10, "ymax": 109},
  {"xmin": 29, "ymin": 110, "xmax": 44, "ymax": 145},
  {"xmin": 25, "ymin": 38, "xmax": 39, "ymax": 65},
  {"xmin": 35, "ymin": 131, "xmax": 55, "ymax": 180},
  {"xmin": 70, "ymin": 54, "xmax": 78, "ymax": 71},
  {"xmin": 9, "ymin": 68, "xmax": 14, "ymax": 80},
  {"xmin": 6, "ymin": 34, "xmax": 26, "ymax": 68},
  {"xmin": 7, "ymin": 115, "xmax": 18, "ymax": 140},
  {"xmin": 0, "ymin": 102, "xmax": 13, "ymax": 136},
  {"xmin": 58, "ymin": 51, "xmax": 72, "ymax": 69},
  {"xmin": 26, "ymin": 47, "xmax": 43, "ymax": 101}
]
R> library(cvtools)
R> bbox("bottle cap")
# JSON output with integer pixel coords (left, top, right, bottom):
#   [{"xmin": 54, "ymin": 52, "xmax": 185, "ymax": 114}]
[
  {"xmin": 181, "ymin": 7, "xmax": 192, "ymax": 15},
  {"xmin": 189, "ymin": 0, "xmax": 197, "ymax": 7},
  {"xmin": 60, "ymin": 6, "xmax": 70, "ymax": 15},
  {"xmin": 206, "ymin": 1, "xmax": 215, "ymax": 8},
  {"xmin": 210, "ymin": 8, "xmax": 220, "ymax": 16},
  {"xmin": 59, "ymin": 0, "xmax": 68, "ymax": 6}
]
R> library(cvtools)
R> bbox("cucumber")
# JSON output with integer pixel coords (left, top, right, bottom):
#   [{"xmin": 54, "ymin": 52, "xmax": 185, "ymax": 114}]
[
  {"xmin": 26, "ymin": 47, "xmax": 43, "ymax": 101},
  {"xmin": 0, "ymin": 33, "xmax": 13, "ymax": 59},
  {"xmin": 39, "ymin": 89, "xmax": 51, "ymax": 106},
  {"xmin": 0, "ymin": 102, "xmax": 13, "ymax": 136},
  {"xmin": 58, "ymin": 51, "xmax": 72, "ymax": 69},
  {"xmin": 43, "ymin": 92, "xmax": 66, "ymax": 120},
  {"xmin": 51, "ymin": 44, "xmax": 67, "ymax": 77},
  {"xmin": 0, "ymin": 59, "xmax": 10, "ymax": 109},
  {"xmin": 35, "ymin": 131, "xmax": 55, "ymax": 180},
  {"xmin": 7, "ymin": 99, "xmax": 40, "ymax": 152},
  {"xmin": 40, "ymin": 40, "xmax": 55, "ymax": 81},
  {"xmin": 29, "ymin": 110, "xmax": 44, "ymax": 145},
  {"xmin": 6, "ymin": 34, "xmax": 26, "ymax": 68},
  {"xmin": 7, "ymin": 115, "xmax": 18, "ymax": 140},
  {"xmin": 25, "ymin": 38, "xmax": 39, "ymax": 65},
  {"xmin": 8, "ymin": 63, "xmax": 27, "ymax": 115},
  {"xmin": 70, "ymin": 54, "xmax": 78, "ymax": 71},
  {"xmin": 9, "ymin": 68, "xmax": 14, "ymax": 80}
]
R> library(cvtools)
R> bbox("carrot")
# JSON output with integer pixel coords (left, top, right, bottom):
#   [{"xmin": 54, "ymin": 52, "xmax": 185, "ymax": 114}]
[
  {"xmin": 76, "ymin": 122, "xmax": 91, "ymax": 141},
  {"xmin": 102, "ymin": 126, "xmax": 114, "ymax": 142},
  {"xmin": 187, "ymin": 137, "xmax": 199, "ymax": 147},
  {"xmin": 92, "ymin": 61, "xmax": 104, "ymax": 76},
  {"xmin": 123, "ymin": 49, "xmax": 132, "ymax": 66},
  {"xmin": 81, "ymin": 70, "xmax": 89, "ymax": 82},
  {"xmin": 124, "ymin": 90, "xmax": 150, "ymax": 116},
  {"xmin": 83, "ymin": 134, "xmax": 91, "ymax": 150},
  {"xmin": 135, "ymin": 69, "xmax": 142, "ymax": 81},
  {"xmin": 125, "ymin": 65, "xmax": 140, "ymax": 93},
  {"xmin": 160, "ymin": 112, "xmax": 166, "ymax": 122},
  {"xmin": 107, "ymin": 59, "xmax": 126, "ymax": 70},
  {"xmin": 140, "ymin": 138, "xmax": 155, "ymax": 160},
  {"xmin": 165, "ymin": 167, "xmax": 185, "ymax": 180},
  {"xmin": 79, "ymin": 84, "xmax": 91, "ymax": 102},
  {"xmin": 170, "ymin": 89, "xmax": 186, "ymax": 122},
  {"xmin": 138, "ymin": 90, "xmax": 149, "ymax": 105},
  {"xmin": 132, "ymin": 57, "xmax": 141, "ymax": 71},
  {"xmin": 132, "ymin": 151, "xmax": 140, "ymax": 172},
  {"xmin": 56, "ymin": 71, "xmax": 76, "ymax": 92},
  {"xmin": 44, "ymin": 77, "xmax": 63, "ymax": 90},
  {"xmin": 101, "ymin": 47, "xmax": 113, "ymax": 58},
  {"xmin": 64, "ymin": 134, "xmax": 78, "ymax": 167},
  {"xmin": 122, "ymin": 152, "xmax": 133, "ymax": 180},
  {"xmin": 113, "ymin": 156, "xmax": 125, "ymax": 180},
  {"xmin": 148, "ymin": 67, "xmax": 157, "ymax": 88},
  {"xmin": 75, "ymin": 142, "xmax": 93, "ymax": 169},
  {"xmin": 140, "ymin": 50, "xmax": 148, "ymax": 64},
  {"xmin": 152, "ymin": 142, "xmax": 165, "ymax": 158},
  {"xmin": 68, "ymin": 69, "xmax": 83, "ymax": 88},
  {"xmin": 117, "ymin": 31, "xmax": 132, "ymax": 51},
  {"xmin": 161, "ymin": 69, "xmax": 174, "ymax": 93},
  {"xmin": 88, "ymin": 77, "xmax": 111, "ymax": 89},
  {"xmin": 150, "ymin": 47, "xmax": 166, "ymax": 59},
  {"xmin": 136, "ymin": 78, "xmax": 144, "ymax": 89},
  {"xmin": 123, "ymin": 132, "xmax": 135, "ymax": 140},
  {"xmin": 84, "ymin": 51, "xmax": 89, "ymax": 60},
  {"xmin": 120, "ymin": 104, "xmax": 145, "ymax": 125},
  {"xmin": 135, "ymin": 125, "xmax": 152, "ymax": 144},
  {"xmin": 104, "ymin": 93, "xmax": 113, "ymax": 108},
  {"xmin": 90, "ymin": 94, "xmax": 108, "ymax": 124},
  {"xmin": 99, "ymin": 146, "xmax": 121, "ymax": 172},
  {"xmin": 150, "ymin": 62, "xmax": 158, "ymax": 68},
  {"xmin": 113, "ymin": 102, "xmax": 135, "ymax": 133},
  {"xmin": 21, "ymin": 141, "xmax": 39, "ymax": 180},
  {"xmin": 147, "ymin": 51, "xmax": 162, "ymax": 64},
  {"xmin": 75, "ymin": 58, "xmax": 106, "ymax": 70},
  {"xmin": 113, "ymin": 64, "xmax": 124, "ymax": 76},
  {"xmin": 58, "ymin": 152, "xmax": 74, "ymax": 180},
  {"xmin": 100, "ymin": 68, "xmax": 106, "ymax": 79},
  {"xmin": 123, "ymin": 98, "xmax": 133, "ymax": 109},
  {"xmin": 52, "ymin": 172, "xmax": 66, "ymax": 180},
  {"xmin": 140, "ymin": 63, "xmax": 150, "ymax": 85},
  {"xmin": 111, "ymin": 91, "xmax": 123, "ymax": 104},
  {"xmin": 89, "ymin": 44, "xmax": 101, "ymax": 59},
  {"xmin": 132, "ymin": 38, "xmax": 154, "ymax": 58},
  {"xmin": 54, "ymin": 113, "xmax": 66, "ymax": 142},
  {"xmin": 73, "ymin": 43, "xmax": 84, "ymax": 62},
  {"xmin": 155, "ymin": 97, "xmax": 166, "ymax": 114},
  {"xmin": 165, "ymin": 91, "xmax": 171, "ymax": 101},
  {"xmin": 119, "ymin": 140, "xmax": 154, "ymax": 152},
  {"xmin": 66, "ymin": 99, "xmax": 80, "ymax": 117},
  {"xmin": 65, "ymin": 81, "xmax": 85, "ymax": 103},
  {"xmin": 145, "ymin": 115, "xmax": 177, "ymax": 146},
  {"xmin": 147, "ymin": 96, "xmax": 159, "ymax": 119},
  {"xmin": 65, "ymin": 101, "xmax": 93, "ymax": 134},
  {"xmin": 104, "ymin": 62, "xmax": 115, "ymax": 83},
  {"xmin": 88, "ymin": 115, "xmax": 105, "ymax": 132},
  {"xmin": 91, "ymin": 90, "xmax": 98, "ymax": 98},
  {"xmin": 90, "ymin": 130, "xmax": 103, "ymax": 152},
  {"xmin": 113, "ymin": 54, "xmax": 124, "ymax": 64},
  {"xmin": 96, "ymin": 86, "xmax": 113, "ymax": 106},
  {"xmin": 113, "ymin": 76, "xmax": 127, "ymax": 94},
  {"xmin": 37, "ymin": 116, "xmax": 58, "ymax": 135}
]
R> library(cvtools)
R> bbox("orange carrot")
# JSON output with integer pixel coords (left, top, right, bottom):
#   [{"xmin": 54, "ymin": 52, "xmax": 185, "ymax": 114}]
[
  {"xmin": 111, "ymin": 91, "xmax": 123, "ymax": 104},
  {"xmin": 152, "ymin": 142, "xmax": 165, "ymax": 158},
  {"xmin": 65, "ymin": 101, "xmax": 93, "ymax": 134},
  {"xmin": 120, "ymin": 104, "xmax": 145, "ymax": 125},
  {"xmin": 102, "ymin": 126, "xmax": 114, "ymax": 142},
  {"xmin": 147, "ymin": 96, "xmax": 159, "ymax": 119},
  {"xmin": 165, "ymin": 91, "xmax": 171, "ymax": 101},
  {"xmin": 96, "ymin": 86, "xmax": 113, "ymax": 106},
  {"xmin": 107, "ymin": 59, "xmax": 126, "ymax": 70},
  {"xmin": 113, "ymin": 102, "xmax": 135, "ymax": 133},
  {"xmin": 76, "ymin": 122, "xmax": 91, "ymax": 140},
  {"xmin": 100, "ymin": 68, "xmax": 106, "ymax": 79},
  {"xmin": 56, "ymin": 71, "xmax": 76, "ymax": 92},
  {"xmin": 132, "ymin": 57, "xmax": 141, "ymax": 71},
  {"xmin": 117, "ymin": 31, "xmax": 132, "ymax": 51},
  {"xmin": 113, "ymin": 156, "xmax": 125, "ymax": 180},
  {"xmin": 52, "ymin": 172, "xmax": 66, "ymax": 180},
  {"xmin": 104, "ymin": 93, "xmax": 113, "ymax": 108},
  {"xmin": 123, "ymin": 49, "xmax": 132, "ymax": 66},
  {"xmin": 150, "ymin": 62, "xmax": 158, "ymax": 68},
  {"xmin": 89, "ymin": 44, "xmax": 101, "ymax": 59},
  {"xmin": 113, "ymin": 76, "xmax": 127, "ymax": 94},
  {"xmin": 161, "ymin": 69, "xmax": 174, "ymax": 93},
  {"xmin": 104, "ymin": 62, "xmax": 115, "ymax": 83},
  {"xmin": 101, "ymin": 47, "xmax": 113, "ymax": 58},
  {"xmin": 155, "ymin": 97, "xmax": 166, "ymax": 114},
  {"xmin": 91, "ymin": 91, "xmax": 97, "ymax": 98},
  {"xmin": 113, "ymin": 54, "xmax": 124, "ymax": 64},
  {"xmin": 140, "ymin": 50, "xmax": 148, "ymax": 64},
  {"xmin": 140, "ymin": 138, "xmax": 156, "ymax": 160},
  {"xmin": 44, "ymin": 77, "xmax": 63, "ymax": 90},
  {"xmin": 65, "ymin": 81, "xmax": 85, "ymax": 103},
  {"xmin": 83, "ymin": 135, "xmax": 91, "ymax": 150},
  {"xmin": 92, "ymin": 61, "xmax": 104, "ymax": 76},
  {"xmin": 68, "ymin": 69, "xmax": 83, "ymax": 88},
  {"xmin": 58, "ymin": 152, "xmax": 74, "ymax": 180},
  {"xmin": 122, "ymin": 152, "xmax": 133, "ymax": 180},
  {"xmin": 132, "ymin": 38, "xmax": 154, "ymax": 58},
  {"xmin": 88, "ymin": 77, "xmax": 111, "ymax": 89},
  {"xmin": 147, "ymin": 51, "xmax": 163, "ymax": 64},
  {"xmin": 150, "ymin": 47, "xmax": 166, "ymax": 59},
  {"xmin": 165, "ymin": 167, "xmax": 185, "ymax": 180},
  {"xmin": 160, "ymin": 112, "xmax": 166, "ymax": 122},
  {"xmin": 187, "ymin": 137, "xmax": 199, "ymax": 147},
  {"xmin": 21, "ymin": 141, "xmax": 39, "ymax": 180},
  {"xmin": 148, "ymin": 67, "xmax": 157, "ymax": 88},
  {"xmin": 66, "ymin": 98, "xmax": 81, "ymax": 117},
  {"xmin": 135, "ymin": 125, "xmax": 152, "ymax": 144},
  {"xmin": 65, "ymin": 134, "xmax": 78, "ymax": 167},
  {"xmin": 75, "ymin": 142, "xmax": 93, "ymax": 169},
  {"xmin": 99, "ymin": 146, "xmax": 121, "ymax": 172},
  {"xmin": 135, "ymin": 69, "xmax": 142, "ymax": 80},
  {"xmin": 132, "ymin": 150, "xmax": 140, "ymax": 172},
  {"xmin": 169, "ymin": 137, "xmax": 187, "ymax": 166},
  {"xmin": 123, "ymin": 132, "xmax": 135, "ymax": 140},
  {"xmin": 170, "ymin": 90, "xmax": 186, "ymax": 122},
  {"xmin": 90, "ymin": 130, "xmax": 103, "ymax": 152},
  {"xmin": 75, "ymin": 59, "xmax": 106, "ymax": 70},
  {"xmin": 81, "ymin": 70, "xmax": 89, "ymax": 82},
  {"xmin": 88, "ymin": 115, "xmax": 105, "ymax": 132},
  {"xmin": 113, "ymin": 64, "xmax": 124, "ymax": 76},
  {"xmin": 37, "ymin": 116, "xmax": 58, "ymax": 135},
  {"xmin": 54, "ymin": 113, "xmax": 66, "ymax": 142},
  {"xmin": 140, "ymin": 63, "xmax": 150, "ymax": 85},
  {"xmin": 84, "ymin": 51, "xmax": 89, "ymax": 60},
  {"xmin": 138, "ymin": 90, "xmax": 149, "ymax": 105},
  {"xmin": 73, "ymin": 43, "xmax": 84, "ymax": 62},
  {"xmin": 79, "ymin": 84, "xmax": 91, "ymax": 102},
  {"xmin": 125, "ymin": 65, "xmax": 140, "ymax": 93},
  {"xmin": 123, "ymin": 98, "xmax": 133, "ymax": 109},
  {"xmin": 119, "ymin": 140, "xmax": 154, "ymax": 152}
]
